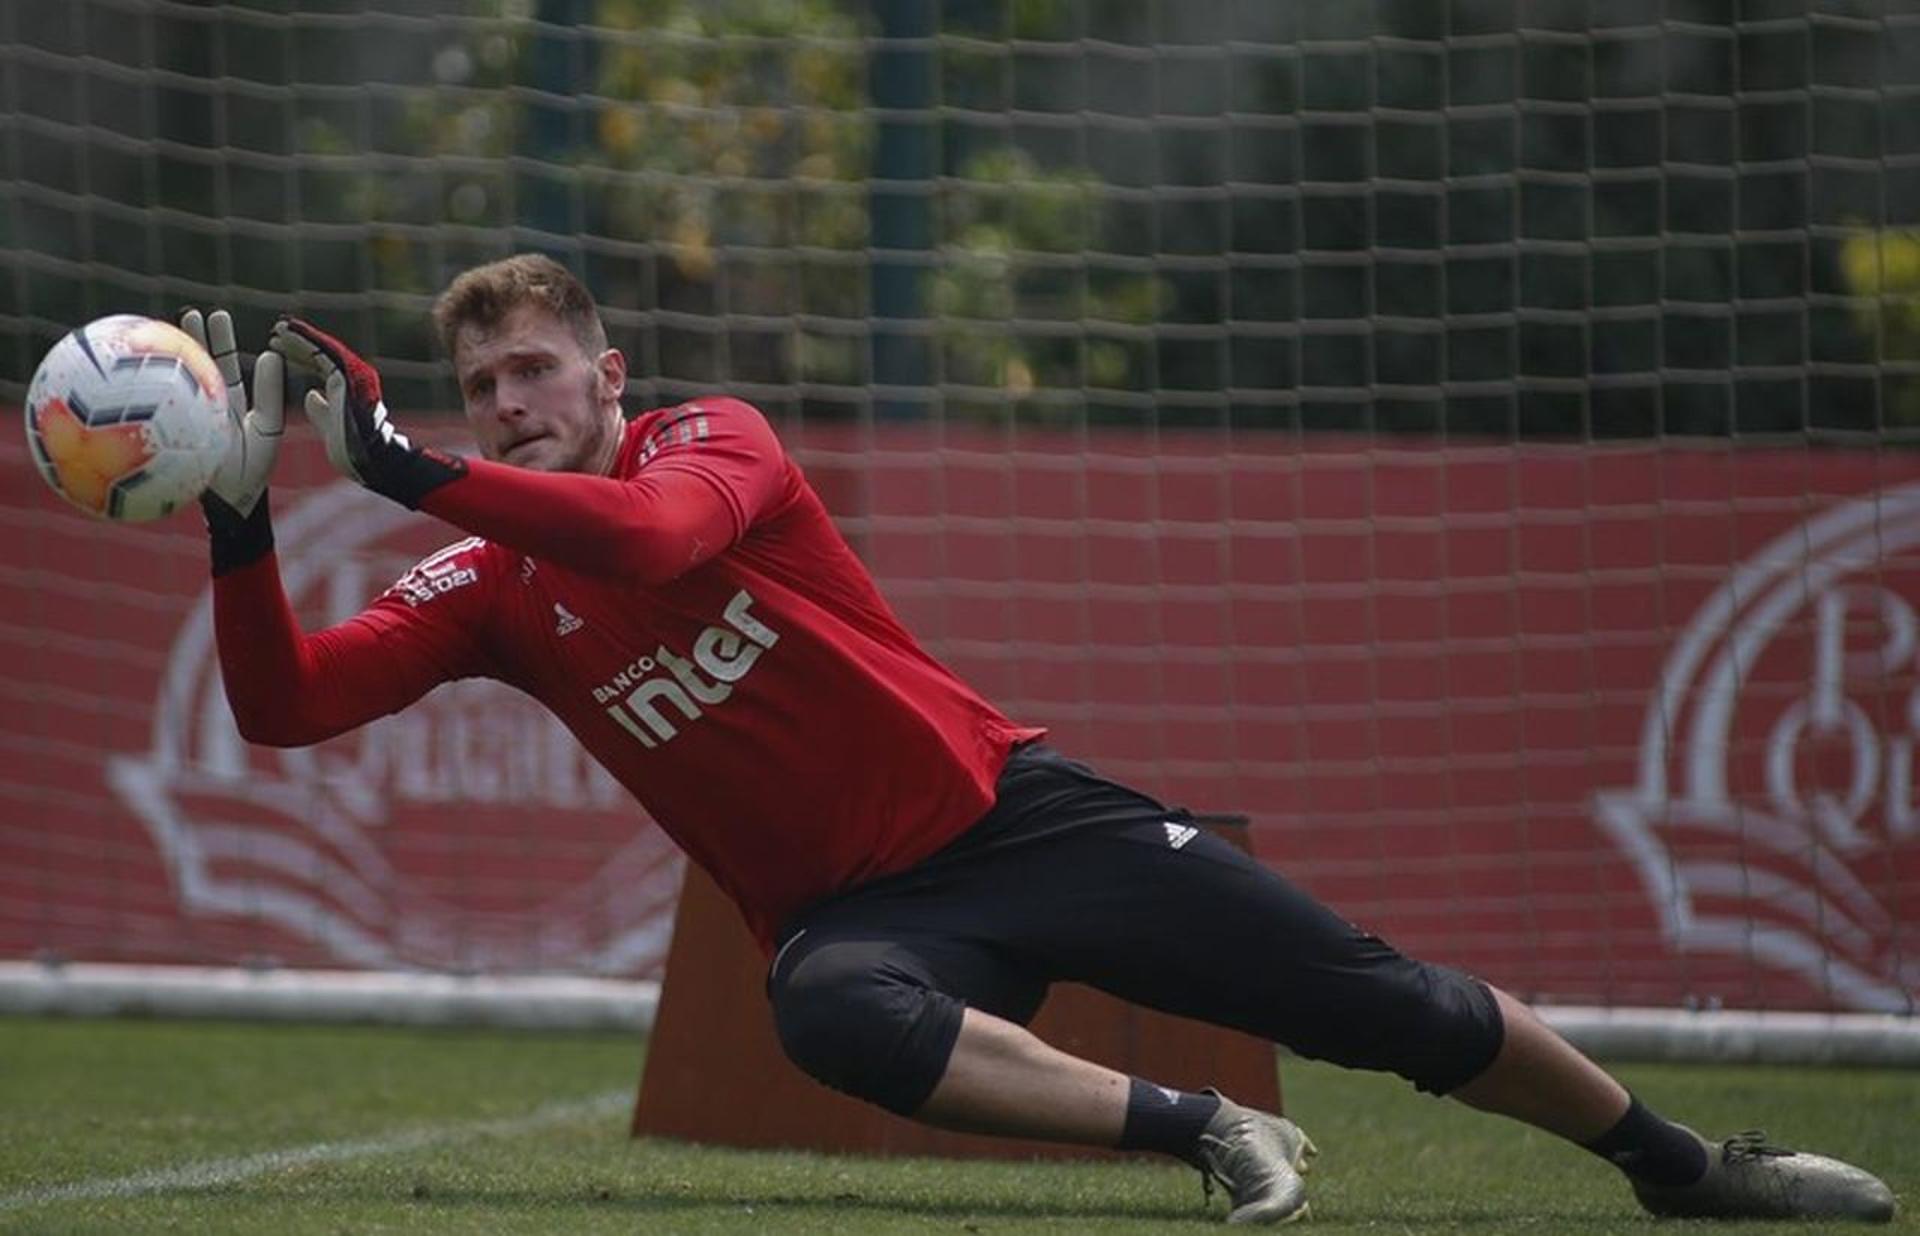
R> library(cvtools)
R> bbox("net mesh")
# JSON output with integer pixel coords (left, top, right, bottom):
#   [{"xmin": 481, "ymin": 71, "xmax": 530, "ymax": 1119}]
[
  {"xmin": 6, "ymin": 3, "xmax": 1920, "ymax": 431},
  {"xmin": 1, "ymin": 1, "xmax": 1917, "ymax": 1010}
]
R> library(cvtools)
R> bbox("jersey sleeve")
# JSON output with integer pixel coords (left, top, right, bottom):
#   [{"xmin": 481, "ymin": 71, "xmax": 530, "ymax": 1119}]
[
  {"xmin": 212, "ymin": 540, "xmax": 496, "ymax": 747},
  {"xmin": 416, "ymin": 397, "xmax": 789, "ymax": 584}
]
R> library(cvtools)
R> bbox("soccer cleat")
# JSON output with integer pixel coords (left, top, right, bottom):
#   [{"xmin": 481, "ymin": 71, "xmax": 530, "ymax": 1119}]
[
  {"xmin": 1194, "ymin": 1090, "xmax": 1318, "ymax": 1225},
  {"xmin": 1631, "ymin": 1129, "xmax": 1896, "ymax": 1222}
]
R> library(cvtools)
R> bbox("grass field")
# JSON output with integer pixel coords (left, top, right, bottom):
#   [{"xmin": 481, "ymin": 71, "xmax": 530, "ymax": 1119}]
[{"xmin": 1, "ymin": 1016, "xmax": 1913, "ymax": 1234}]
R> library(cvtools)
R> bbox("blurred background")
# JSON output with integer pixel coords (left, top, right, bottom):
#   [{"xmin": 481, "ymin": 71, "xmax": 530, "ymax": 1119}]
[
  {"xmin": 7, "ymin": 0, "xmax": 1920, "ymax": 436},
  {"xmin": 1, "ymin": 2, "xmax": 1916, "ymax": 1027}
]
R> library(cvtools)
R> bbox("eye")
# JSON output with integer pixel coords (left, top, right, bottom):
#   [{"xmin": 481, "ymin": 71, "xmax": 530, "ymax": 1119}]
[{"xmin": 465, "ymin": 374, "xmax": 494, "ymax": 398}]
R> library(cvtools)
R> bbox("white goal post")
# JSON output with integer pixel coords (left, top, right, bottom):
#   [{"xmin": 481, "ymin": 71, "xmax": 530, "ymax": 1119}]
[
  {"xmin": 3, "ymin": 961, "xmax": 1916, "ymax": 1068},
  {"xmin": 0, "ymin": 961, "xmax": 658, "ymax": 1035}
]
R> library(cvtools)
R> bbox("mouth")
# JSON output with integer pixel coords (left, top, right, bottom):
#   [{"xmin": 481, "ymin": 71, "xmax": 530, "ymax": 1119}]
[{"xmin": 501, "ymin": 433, "xmax": 550, "ymax": 461}]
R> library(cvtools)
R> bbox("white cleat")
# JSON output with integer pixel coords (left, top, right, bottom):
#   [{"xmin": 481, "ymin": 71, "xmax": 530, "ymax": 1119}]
[
  {"xmin": 1194, "ymin": 1090, "xmax": 1318, "ymax": 1225},
  {"xmin": 1632, "ymin": 1129, "xmax": 1896, "ymax": 1222}
]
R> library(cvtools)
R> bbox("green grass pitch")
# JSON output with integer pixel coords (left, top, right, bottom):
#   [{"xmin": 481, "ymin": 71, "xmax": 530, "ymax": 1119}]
[{"xmin": 0, "ymin": 1015, "xmax": 1912, "ymax": 1233}]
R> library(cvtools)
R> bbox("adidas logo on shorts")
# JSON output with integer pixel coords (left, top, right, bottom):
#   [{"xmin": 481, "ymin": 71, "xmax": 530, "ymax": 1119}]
[{"xmin": 1163, "ymin": 821, "xmax": 1199, "ymax": 849}]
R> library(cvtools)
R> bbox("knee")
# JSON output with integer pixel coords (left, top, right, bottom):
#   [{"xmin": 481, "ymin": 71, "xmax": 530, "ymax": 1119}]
[
  {"xmin": 1368, "ymin": 963, "xmax": 1504, "ymax": 1094},
  {"xmin": 1287, "ymin": 955, "xmax": 1504, "ymax": 1096},
  {"xmin": 768, "ymin": 940, "xmax": 963, "ymax": 1115}
]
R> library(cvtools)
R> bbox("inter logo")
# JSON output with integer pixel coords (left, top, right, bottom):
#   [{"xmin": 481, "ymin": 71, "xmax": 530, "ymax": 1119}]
[{"xmin": 600, "ymin": 589, "xmax": 780, "ymax": 750}]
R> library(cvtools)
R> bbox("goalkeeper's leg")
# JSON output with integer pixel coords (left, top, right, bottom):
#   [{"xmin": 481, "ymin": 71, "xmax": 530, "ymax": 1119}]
[
  {"xmin": 767, "ymin": 740, "xmax": 1894, "ymax": 1222},
  {"xmin": 767, "ymin": 926, "xmax": 1316, "ymax": 1224},
  {"xmin": 1011, "ymin": 818, "xmax": 1892, "ymax": 1221}
]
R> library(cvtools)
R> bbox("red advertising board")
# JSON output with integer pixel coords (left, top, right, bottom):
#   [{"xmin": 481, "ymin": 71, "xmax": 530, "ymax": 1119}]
[{"xmin": 2, "ymin": 421, "xmax": 1916, "ymax": 1013}]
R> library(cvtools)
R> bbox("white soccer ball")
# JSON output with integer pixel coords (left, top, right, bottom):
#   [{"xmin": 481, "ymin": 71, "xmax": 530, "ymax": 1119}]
[{"xmin": 24, "ymin": 314, "xmax": 232, "ymax": 522}]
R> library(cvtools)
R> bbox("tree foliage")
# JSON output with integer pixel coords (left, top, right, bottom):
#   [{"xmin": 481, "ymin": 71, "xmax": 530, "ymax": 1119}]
[
  {"xmin": 1841, "ymin": 229, "xmax": 1920, "ymax": 427},
  {"xmin": 5, "ymin": 0, "xmax": 1916, "ymax": 437}
]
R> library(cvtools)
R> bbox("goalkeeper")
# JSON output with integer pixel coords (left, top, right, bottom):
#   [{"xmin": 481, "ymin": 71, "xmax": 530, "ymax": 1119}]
[{"xmin": 186, "ymin": 255, "xmax": 1894, "ymax": 1225}]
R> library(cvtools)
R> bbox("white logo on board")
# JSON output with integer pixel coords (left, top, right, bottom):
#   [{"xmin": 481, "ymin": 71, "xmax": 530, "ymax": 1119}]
[{"xmin": 1594, "ymin": 483, "xmax": 1920, "ymax": 1013}]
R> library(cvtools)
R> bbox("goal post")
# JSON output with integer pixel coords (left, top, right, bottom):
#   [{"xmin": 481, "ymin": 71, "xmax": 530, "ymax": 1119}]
[
  {"xmin": 0, "ymin": 1, "xmax": 1914, "ymax": 1056},
  {"xmin": 6, "ymin": 960, "xmax": 1918, "ymax": 1067}
]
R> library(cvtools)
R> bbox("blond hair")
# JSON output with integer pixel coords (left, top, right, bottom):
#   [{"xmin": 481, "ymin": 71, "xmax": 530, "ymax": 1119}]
[{"xmin": 432, "ymin": 254, "xmax": 608, "ymax": 360}]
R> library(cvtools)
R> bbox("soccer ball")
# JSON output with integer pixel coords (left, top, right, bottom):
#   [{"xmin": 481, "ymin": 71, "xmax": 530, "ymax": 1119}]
[{"xmin": 24, "ymin": 314, "xmax": 232, "ymax": 522}]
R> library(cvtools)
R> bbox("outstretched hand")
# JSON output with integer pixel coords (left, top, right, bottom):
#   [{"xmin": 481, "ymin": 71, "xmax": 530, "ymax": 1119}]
[
  {"xmin": 180, "ymin": 308, "xmax": 283, "ymax": 520},
  {"xmin": 270, "ymin": 316, "xmax": 465, "ymax": 508}
]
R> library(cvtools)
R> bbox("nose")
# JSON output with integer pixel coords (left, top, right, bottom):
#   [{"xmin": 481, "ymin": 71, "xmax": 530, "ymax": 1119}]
[{"xmin": 493, "ymin": 375, "xmax": 531, "ymax": 419}]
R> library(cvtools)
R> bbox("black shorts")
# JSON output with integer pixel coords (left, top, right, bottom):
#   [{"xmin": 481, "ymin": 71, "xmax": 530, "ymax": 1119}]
[{"xmin": 768, "ymin": 743, "xmax": 1503, "ymax": 1110}]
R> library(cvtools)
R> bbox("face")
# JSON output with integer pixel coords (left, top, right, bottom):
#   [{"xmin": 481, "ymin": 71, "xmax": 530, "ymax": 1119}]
[{"xmin": 452, "ymin": 304, "xmax": 626, "ymax": 475}]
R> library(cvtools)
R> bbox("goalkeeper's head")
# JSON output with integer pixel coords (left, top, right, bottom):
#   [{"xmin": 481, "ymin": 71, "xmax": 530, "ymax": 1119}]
[{"xmin": 433, "ymin": 254, "xmax": 628, "ymax": 476}]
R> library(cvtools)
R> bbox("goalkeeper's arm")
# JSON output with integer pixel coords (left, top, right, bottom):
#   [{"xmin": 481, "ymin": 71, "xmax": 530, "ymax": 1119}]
[
  {"xmin": 211, "ymin": 555, "xmax": 370, "ymax": 747},
  {"xmin": 268, "ymin": 317, "xmax": 782, "ymax": 584},
  {"xmin": 209, "ymin": 550, "xmax": 475, "ymax": 747},
  {"xmin": 181, "ymin": 310, "xmax": 474, "ymax": 745}
]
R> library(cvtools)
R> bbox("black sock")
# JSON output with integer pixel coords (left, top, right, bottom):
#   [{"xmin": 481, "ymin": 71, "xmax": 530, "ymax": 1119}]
[
  {"xmin": 1582, "ymin": 1095, "xmax": 1710, "ymax": 1187},
  {"xmin": 1115, "ymin": 1078, "xmax": 1222, "ymax": 1164}
]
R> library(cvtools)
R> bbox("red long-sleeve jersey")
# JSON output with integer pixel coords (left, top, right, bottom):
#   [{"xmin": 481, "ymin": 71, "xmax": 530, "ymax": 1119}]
[{"xmin": 212, "ymin": 398, "xmax": 1042, "ymax": 950}]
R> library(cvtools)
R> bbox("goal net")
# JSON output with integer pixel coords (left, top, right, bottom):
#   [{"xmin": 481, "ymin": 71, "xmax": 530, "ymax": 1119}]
[{"xmin": 0, "ymin": 0, "xmax": 1914, "ymax": 1049}]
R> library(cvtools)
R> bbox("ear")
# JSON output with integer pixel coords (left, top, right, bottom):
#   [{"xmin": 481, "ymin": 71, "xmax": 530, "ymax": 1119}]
[{"xmin": 596, "ymin": 347, "xmax": 627, "ymax": 409}]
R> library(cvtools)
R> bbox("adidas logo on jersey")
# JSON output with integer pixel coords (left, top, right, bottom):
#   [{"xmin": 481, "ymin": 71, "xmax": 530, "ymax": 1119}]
[
  {"xmin": 1163, "ymin": 821, "xmax": 1199, "ymax": 849},
  {"xmin": 554, "ymin": 602, "xmax": 584, "ymax": 636}
]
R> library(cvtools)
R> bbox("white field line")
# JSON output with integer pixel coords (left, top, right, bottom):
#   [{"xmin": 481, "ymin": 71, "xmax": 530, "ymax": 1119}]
[{"xmin": 1, "ymin": 1089, "xmax": 631, "ymax": 1212}]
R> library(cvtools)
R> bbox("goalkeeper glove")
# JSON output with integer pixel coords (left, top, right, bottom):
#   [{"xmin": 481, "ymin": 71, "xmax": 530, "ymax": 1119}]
[
  {"xmin": 181, "ymin": 308, "xmax": 284, "ymax": 573},
  {"xmin": 269, "ymin": 316, "xmax": 466, "ymax": 508}
]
